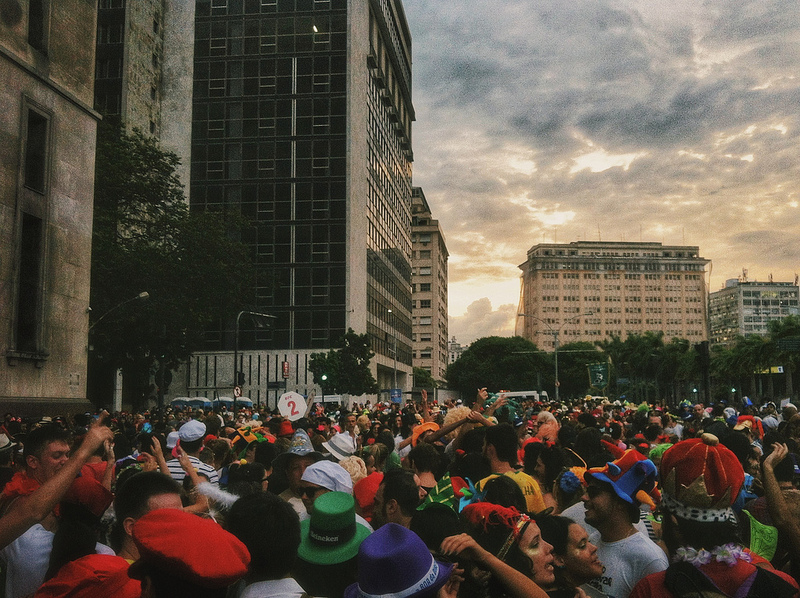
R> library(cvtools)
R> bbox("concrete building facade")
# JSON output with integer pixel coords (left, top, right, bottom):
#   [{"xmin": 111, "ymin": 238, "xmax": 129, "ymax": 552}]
[
  {"xmin": 448, "ymin": 336, "xmax": 466, "ymax": 365},
  {"xmin": 94, "ymin": 0, "xmax": 193, "ymax": 186},
  {"xmin": 1, "ymin": 0, "xmax": 100, "ymax": 412},
  {"xmin": 517, "ymin": 241, "xmax": 710, "ymax": 349},
  {"xmin": 709, "ymin": 278, "xmax": 800, "ymax": 346},
  {"xmin": 185, "ymin": 0, "xmax": 415, "ymax": 407},
  {"xmin": 411, "ymin": 187, "xmax": 448, "ymax": 382}
]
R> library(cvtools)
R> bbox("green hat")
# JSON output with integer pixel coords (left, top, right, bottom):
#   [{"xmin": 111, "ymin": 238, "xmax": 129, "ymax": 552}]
[{"xmin": 298, "ymin": 492, "xmax": 371, "ymax": 565}]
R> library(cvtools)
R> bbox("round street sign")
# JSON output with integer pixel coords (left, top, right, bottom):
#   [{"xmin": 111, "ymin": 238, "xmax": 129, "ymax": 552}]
[{"xmin": 278, "ymin": 391, "xmax": 306, "ymax": 421}]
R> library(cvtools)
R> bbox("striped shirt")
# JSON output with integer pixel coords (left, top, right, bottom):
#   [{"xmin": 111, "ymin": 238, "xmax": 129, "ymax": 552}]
[{"xmin": 166, "ymin": 456, "xmax": 219, "ymax": 486}]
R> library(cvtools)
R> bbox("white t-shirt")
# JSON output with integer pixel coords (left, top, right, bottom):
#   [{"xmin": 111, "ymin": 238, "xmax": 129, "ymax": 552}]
[
  {"xmin": 0, "ymin": 524, "xmax": 114, "ymax": 598},
  {"xmin": 586, "ymin": 529, "xmax": 668, "ymax": 598}
]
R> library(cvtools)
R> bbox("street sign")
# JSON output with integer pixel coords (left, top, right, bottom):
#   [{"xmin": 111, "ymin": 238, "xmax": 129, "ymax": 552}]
[
  {"xmin": 390, "ymin": 388, "xmax": 402, "ymax": 403},
  {"xmin": 278, "ymin": 391, "xmax": 305, "ymax": 421},
  {"xmin": 282, "ymin": 361, "xmax": 290, "ymax": 378}
]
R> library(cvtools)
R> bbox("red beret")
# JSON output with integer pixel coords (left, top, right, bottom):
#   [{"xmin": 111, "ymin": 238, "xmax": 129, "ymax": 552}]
[
  {"xmin": 131, "ymin": 509, "xmax": 250, "ymax": 588},
  {"xmin": 34, "ymin": 554, "xmax": 140, "ymax": 598},
  {"xmin": 660, "ymin": 433, "xmax": 744, "ymax": 522}
]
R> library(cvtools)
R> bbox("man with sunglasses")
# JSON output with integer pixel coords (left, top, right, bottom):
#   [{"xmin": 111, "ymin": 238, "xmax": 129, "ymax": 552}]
[
  {"xmin": 297, "ymin": 460, "xmax": 373, "ymax": 530},
  {"xmin": 582, "ymin": 449, "xmax": 668, "ymax": 598}
]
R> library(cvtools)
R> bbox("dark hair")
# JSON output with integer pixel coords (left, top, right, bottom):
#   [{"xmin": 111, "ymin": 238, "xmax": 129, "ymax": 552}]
[
  {"xmin": 483, "ymin": 475, "xmax": 527, "ymax": 512},
  {"xmin": 133, "ymin": 563, "xmax": 227, "ymax": 598},
  {"xmin": 522, "ymin": 442, "xmax": 545, "ymax": 477},
  {"xmin": 449, "ymin": 451, "xmax": 491, "ymax": 483},
  {"xmin": 410, "ymin": 504, "xmax": 461, "ymax": 551},
  {"xmin": 23, "ymin": 426, "xmax": 70, "ymax": 461},
  {"xmin": 662, "ymin": 510, "xmax": 740, "ymax": 554},
  {"xmin": 381, "ymin": 468, "xmax": 420, "ymax": 516},
  {"xmin": 227, "ymin": 463, "xmax": 267, "ymax": 497},
  {"xmin": 180, "ymin": 437, "xmax": 204, "ymax": 454},
  {"xmin": 484, "ymin": 423, "xmax": 518, "ymax": 465},
  {"xmin": 375, "ymin": 430, "xmax": 396, "ymax": 453},
  {"xmin": 227, "ymin": 492, "xmax": 300, "ymax": 581},
  {"xmin": 114, "ymin": 471, "xmax": 182, "ymax": 523},
  {"xmin": 407, "ymin": 443, "xmax": 442, "ymax": 475},
  {"xmin": 253, "ymin": 441, "xmax": 277, "ymax": 469},
  {"xmin": 536, "ymin": 514, "xmax": 573, "ymax": 556}
]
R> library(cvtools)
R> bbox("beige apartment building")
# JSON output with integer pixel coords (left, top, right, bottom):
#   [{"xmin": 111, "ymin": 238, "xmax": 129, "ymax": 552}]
[
  {"xmin": 411, "ymin": 187, "xmax": 449, "ymax": 383},
  {"xmin": 517, "ymin": 241, "xmax": 709, "ymax": 349}
]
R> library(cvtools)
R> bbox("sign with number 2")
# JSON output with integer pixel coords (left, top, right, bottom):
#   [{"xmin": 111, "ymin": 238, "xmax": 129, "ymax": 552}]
[{"xmin": 278, "ymin": 391, "xmax": 305, "ymax": 421}]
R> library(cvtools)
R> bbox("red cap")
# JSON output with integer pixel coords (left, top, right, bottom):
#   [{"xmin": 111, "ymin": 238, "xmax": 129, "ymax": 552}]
[
  {"xmin": 278, "ymin": 419, "xmax": 295, "ymax": 437},
  {"xmin": 660, "ymin": 434, "xmax": 744, "ymax": 522},
  {"xmin": 63, "ymin": 473, "xmax": 114, "ymax": 518},
  {"xmin": 34, "ymin": 554, "xmax": 140, "ymax": 598},
  {"xmin": 131, "ymin": 509, "xmax": 250, "ymax": 588},
  {"xmin": 354, "ymin": 472, "xmax": 384, "ymax": 522}
]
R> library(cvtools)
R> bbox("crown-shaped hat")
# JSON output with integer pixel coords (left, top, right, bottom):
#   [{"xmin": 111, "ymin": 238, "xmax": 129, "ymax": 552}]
[{"xmin": 659, "ymin": 433, "xmax": 744, "ymax": 522}]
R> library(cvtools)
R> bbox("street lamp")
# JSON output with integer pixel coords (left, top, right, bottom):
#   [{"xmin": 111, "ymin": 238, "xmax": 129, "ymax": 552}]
[
  {"xmin": 233, "ymin": 310, "xmax": 276, "ymax": 412},
  {"xmin": 517, "ymin": 311, "xmax": 594, "ymax": 403},
  {"xmin": 88, "ymin": 291, "xmax": 149, "ymax": 332}
]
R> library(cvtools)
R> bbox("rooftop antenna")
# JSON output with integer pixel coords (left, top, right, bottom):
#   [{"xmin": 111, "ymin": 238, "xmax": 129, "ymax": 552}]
[{"xmin": 741, "ymin": 268, "xmax": 748, "ymax": 282}]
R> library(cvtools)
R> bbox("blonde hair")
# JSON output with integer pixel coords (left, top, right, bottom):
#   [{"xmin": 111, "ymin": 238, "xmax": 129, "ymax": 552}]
[
  {"xmin": 443, "ymin": 406, "xmax": 472, "ymax": 441},
  {"xmin": 337, "ymin": 455, "xmax": 368, "ymax": 485}
]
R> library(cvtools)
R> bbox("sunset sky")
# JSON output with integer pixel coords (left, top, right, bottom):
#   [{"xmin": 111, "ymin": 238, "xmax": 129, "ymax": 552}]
[{"xmin": 402, "ymin": 0, "xmax": 800, "ymax": 344}]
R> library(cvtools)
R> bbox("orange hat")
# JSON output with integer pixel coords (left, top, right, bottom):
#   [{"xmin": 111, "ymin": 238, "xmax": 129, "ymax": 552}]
[
  {"xmin": 130, "ymin": 509, "xmax": 250, "ymax": 589},
  {"xmin": 660, "ymin": 433, "xmax": 744, "ymax": 523},
  {"xmin": 34, "ymin": 554, "xmax": 140, "ymax": 598},
  {"xmin": 411, "ymin": 422, "xmax": 439, "ymax": 447}
]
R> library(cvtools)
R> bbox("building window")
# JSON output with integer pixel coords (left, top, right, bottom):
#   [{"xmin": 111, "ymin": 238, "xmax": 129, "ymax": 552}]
[
  {"xmin": 419, "ymin": 267, "xmax": 431, "ymax": 276},
  {"xmin": 15, "ymin": 213, "xmax": 44, "ymax": 352},
  {"xmin": 24, "ymin": 108, "xmax": 49, "ymax": 194},
  {"xmin": 419, "ymin": 299, "xmax": 431, "ymax": 308},
  {"xmin": 28, "ymin": 0, "xmax": 49, "ymax": 53},
  {"xmin": 419, "ymin": 316, "xmax": 431, "ymax": 325}
]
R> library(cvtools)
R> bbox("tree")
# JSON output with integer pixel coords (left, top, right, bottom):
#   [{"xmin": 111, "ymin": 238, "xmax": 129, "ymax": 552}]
[
  {"xmin": 556, "ymin": 341, "xmax": 603, "ymax": 399},
  {"xmin": 445, "ymin": 336, "xmax": 548, "ymax": 401},
  {"xmin": 308, "ymin": 329, "xmax": 379, "ymax": 397},
  {"xmin": 413, "ymin": 367, "xmax": 437, "ymax": 390},
  {"xmin": 89, "ymin": 122, "xmax": 254, "ymax": 408}
]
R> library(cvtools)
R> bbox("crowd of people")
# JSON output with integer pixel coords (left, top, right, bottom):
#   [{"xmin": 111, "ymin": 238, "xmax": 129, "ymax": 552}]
[{"xmin": 1, "ymin": 389, "xmax": 800, "ymax": 598}]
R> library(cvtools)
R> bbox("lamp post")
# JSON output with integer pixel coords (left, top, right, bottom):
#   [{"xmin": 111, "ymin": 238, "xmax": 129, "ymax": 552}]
[
  {"xmin": 233, "ymin": 310, "xmax": 276, "ymax": 412},
  {"xmin": 88, "ymin": 291, "xmax": 150, "ymax": 413},
  {"xmin": 88, "ymin": 291, "xmax": 149, "ymax": 332},
  {"xmin": 517, "ymin": 311, "xmax": 594, "ymax": 403}
]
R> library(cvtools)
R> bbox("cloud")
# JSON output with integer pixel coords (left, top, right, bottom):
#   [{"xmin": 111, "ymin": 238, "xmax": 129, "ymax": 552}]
[
  {"xmin": 449, "ymin": 299, "xmax": 518, "ymax": 345},
  {"xmin": 403, "ymin": 0, "xmax": 800, "ymax": 337}
]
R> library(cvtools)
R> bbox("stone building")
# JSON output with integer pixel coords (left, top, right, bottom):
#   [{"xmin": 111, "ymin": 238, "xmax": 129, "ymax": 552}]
[
  {"xmin": 411, "ymin": 187, "xmax": 448, "ymax": 383},
  {"xmin": 1, "ymin": 0, "xmax": 100, "ymax": 412},
  {"xmin": 517, "ymin": 241, "xmax": 710, "ymax": 349}
]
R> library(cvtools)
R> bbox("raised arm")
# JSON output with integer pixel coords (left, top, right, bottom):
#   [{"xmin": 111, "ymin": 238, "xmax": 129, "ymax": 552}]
[
  {"xmin": 762, "ymin": 442, "xmax": 800, "ymax": 554},
  {"xmin": 0, "ymin": 415, "xmax": 114, "ymax": 549}
]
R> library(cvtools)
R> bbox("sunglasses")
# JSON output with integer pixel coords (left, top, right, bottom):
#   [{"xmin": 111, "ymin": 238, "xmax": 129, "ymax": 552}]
[
  {"xmin": 586, "ymin": 485, "xmax": 606, "ymax": 499},
  {"xmin": 298, "ymin": 486, "xmax": 325, "ymax": 498}
]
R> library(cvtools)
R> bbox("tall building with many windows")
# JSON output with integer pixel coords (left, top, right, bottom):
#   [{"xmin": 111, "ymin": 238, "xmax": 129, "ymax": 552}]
[
  {"xmin": 2, "ymin": 0, "xmax": 100, "ymax": 412},
  {"xmin": 517, "ymin": 241, "xmax": 710, "ymax": 349},
  {"xmin": 187, "ymin": 0, "xmax": 414, "ymax": 405},
  {"xmin": 411, "ymin": 187, "xmax": 448, "ymax": 382},
  {"xmin": 709, "ymin": 278, "xmax": 800, "ymax": 346}
]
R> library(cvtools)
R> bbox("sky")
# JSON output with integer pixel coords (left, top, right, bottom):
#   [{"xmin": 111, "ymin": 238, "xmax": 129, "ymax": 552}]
[{"xmin": 401, "ymin": 0, "xmax": 800, "ymax": 345}]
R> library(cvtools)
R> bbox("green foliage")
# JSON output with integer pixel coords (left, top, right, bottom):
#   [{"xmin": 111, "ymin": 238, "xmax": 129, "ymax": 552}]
[
  {"xmin": 308, "ymin": 329, "xmax": 379, "ymax": 396},
  {"xmin": 556, "ymin": 341, "xmax": 604, "ymax": 398},
  {"xmin": 90, "ymin": 122, "xmax": 254, "ymax": 405},
  {"xmin": 445, "ymin": 336, "xmax": 548, "ymax": 400},
  {"xmin": 413, "ymin": 367, "xmax": 437, "ymax": 390}
]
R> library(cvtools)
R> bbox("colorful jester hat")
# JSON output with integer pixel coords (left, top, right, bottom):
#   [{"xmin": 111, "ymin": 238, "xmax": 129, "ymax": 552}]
[
  {"xmin": 659, "ymin": 433, "xmax": 744, "ymax": 523},
  {"xmin": 585, "ymin": 448, "xmax": 661, "ymax": 511}
]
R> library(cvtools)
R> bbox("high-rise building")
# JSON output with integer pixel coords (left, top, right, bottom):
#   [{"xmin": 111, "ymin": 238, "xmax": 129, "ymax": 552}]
[
  {"xmin": 94, "ymin": 0, "xmax": 194, "ymax": 186},
  {"xmin": 517, "ymin": 241, "xmax": 710, "ymax": 349},
  {"xmin": 709, "ymin": 278, "xmax": 800, "ymax": 346},
  {"xmin": 411, "ymin": 187, "xmax": 448, "ymax": 382},
  {"xmin": 448, "ymin": 337, "xmax": 466, "ymax": 365},
  {"xmin": 1, "ymin": 0, "xmax": 100, "ymax": 412},
  {"xmin": 186, "ymin": 0, "xmax": 414, "ymax": 406}
]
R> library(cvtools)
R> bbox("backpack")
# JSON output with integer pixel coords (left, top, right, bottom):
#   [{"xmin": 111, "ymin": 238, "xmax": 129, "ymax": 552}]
[{"xmin": 664, "ymin": 560, "xmax": 797, "ymax": 598}]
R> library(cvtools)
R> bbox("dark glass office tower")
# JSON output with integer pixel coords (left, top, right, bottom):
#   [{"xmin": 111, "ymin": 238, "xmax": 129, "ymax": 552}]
[{"xmin": 191, "ymin": 0, "xmax": 414, "ymax": 395}]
